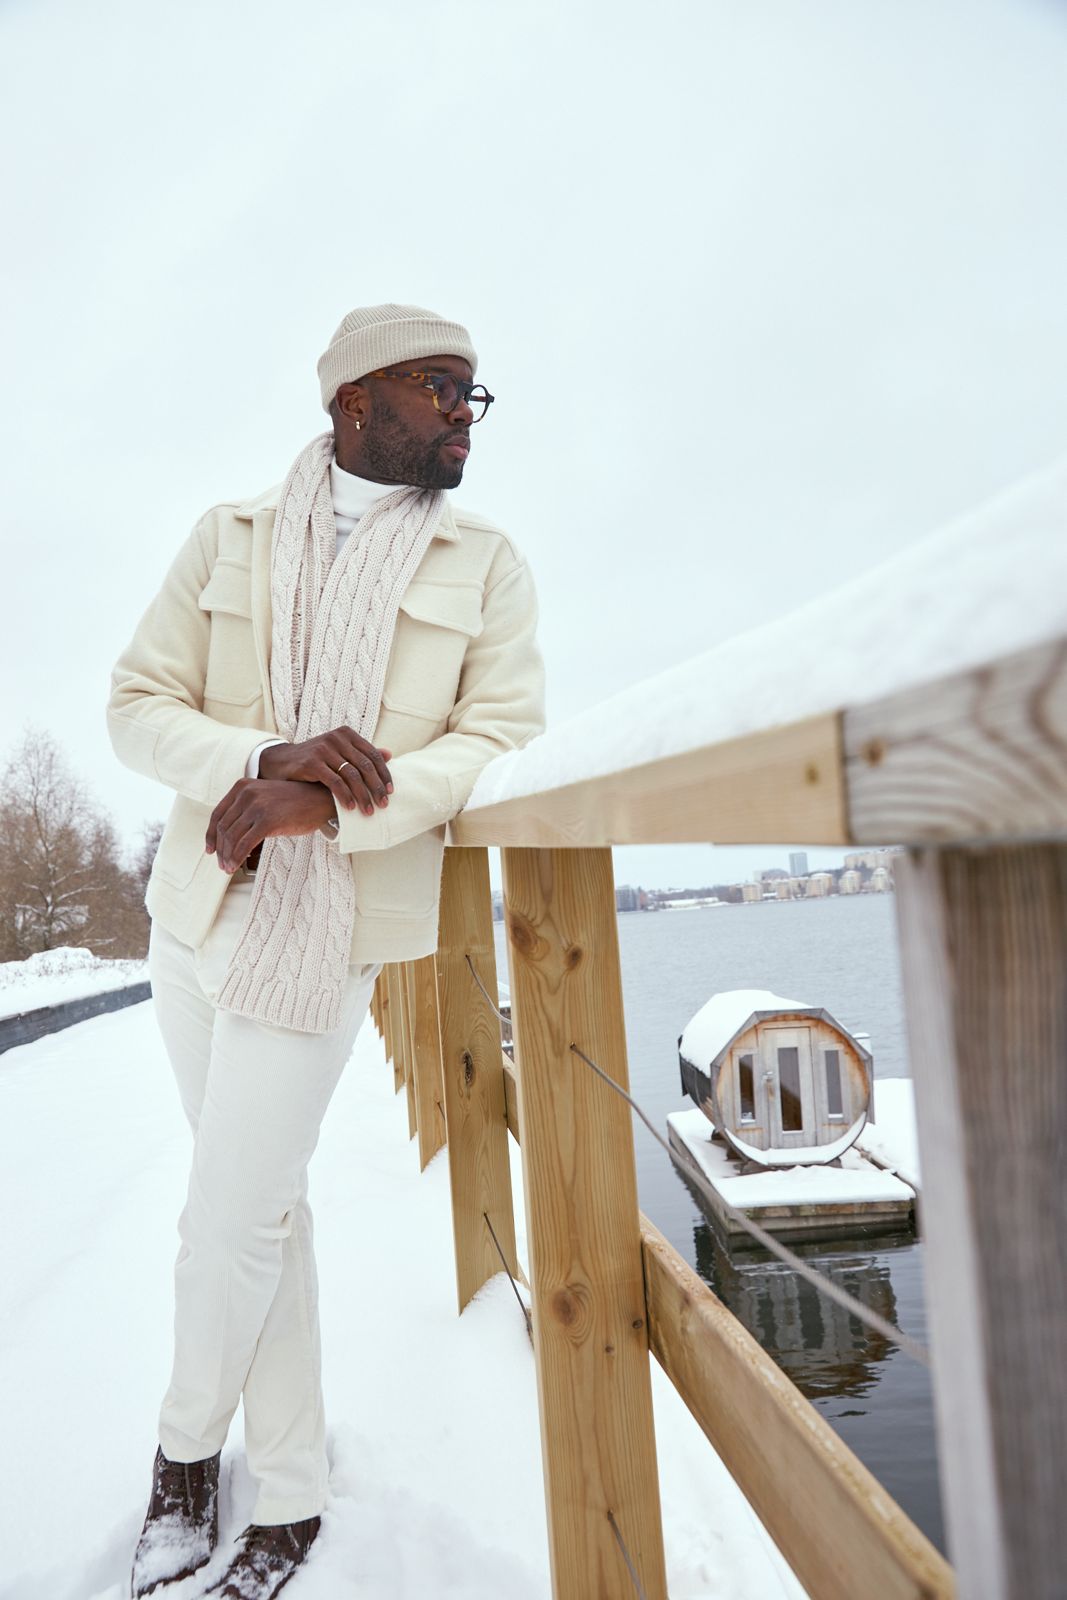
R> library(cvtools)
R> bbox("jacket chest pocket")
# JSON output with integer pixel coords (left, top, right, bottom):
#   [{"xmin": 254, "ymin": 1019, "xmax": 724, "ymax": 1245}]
[
  {"xmin": 197, "ymin": 559, "xmax": 263, "ymax": 708},
  {"xmin": 382, "ymin": 579, "xmax": 484, "ymax": 721}
]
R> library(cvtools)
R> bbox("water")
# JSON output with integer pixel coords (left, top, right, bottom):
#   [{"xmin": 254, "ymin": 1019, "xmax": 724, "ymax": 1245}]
[{"xmin": 494, "ymin": 893, "xmax": 944, "ymax": 1553}]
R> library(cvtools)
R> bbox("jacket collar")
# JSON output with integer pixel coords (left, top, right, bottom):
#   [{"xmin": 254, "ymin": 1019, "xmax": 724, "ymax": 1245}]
[{"xmin": 234, "ymin": 483, "xmax": 460, "ymax": 542}]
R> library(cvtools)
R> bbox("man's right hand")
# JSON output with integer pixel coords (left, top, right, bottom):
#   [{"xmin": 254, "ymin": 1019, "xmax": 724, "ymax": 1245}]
[{"xmin": 259, "ymin": 729, "xmax": 394, "ymax": 817}]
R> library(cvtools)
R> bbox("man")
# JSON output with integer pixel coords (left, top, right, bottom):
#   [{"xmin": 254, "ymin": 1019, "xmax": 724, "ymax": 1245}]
[{"xmin": 108, "ymin": 304, "xmax": 544, "ymax": 1598}]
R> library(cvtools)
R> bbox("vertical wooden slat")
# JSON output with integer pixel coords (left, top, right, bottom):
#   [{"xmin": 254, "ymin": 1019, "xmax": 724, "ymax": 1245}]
[
  {"xmin": 395, "ymin": 963, "xmax": 417, "ymax": 1139},
  {"xmin": 436, "ymin": 847, "xmax": 519, "ymax": 1311},
  {"xmin": 502, "ymin": 846, "xmax": 668, "ymax": 1600},
  {"xmin": 384, "ymin": 965, "xmax": 402, "ymax": 1090},
  {"xmin": 410, "ymin": 953, "xmax": 447, "ymax": 1170},
  {"xmin": 895, "ymin": 843, "xmax": 1067, "ymax": 1599}
]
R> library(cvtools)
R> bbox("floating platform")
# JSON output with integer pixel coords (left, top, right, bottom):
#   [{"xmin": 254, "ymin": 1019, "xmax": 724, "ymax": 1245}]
[{"xmin": 667, "ymin": 1107, "xmax": 916, "ymax": 1241}]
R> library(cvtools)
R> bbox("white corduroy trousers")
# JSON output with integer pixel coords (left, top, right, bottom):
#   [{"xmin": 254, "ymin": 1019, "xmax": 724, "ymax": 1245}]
[{"xmin": 148, "ymin": 876, "xmax": 380, "ymax": 1524}]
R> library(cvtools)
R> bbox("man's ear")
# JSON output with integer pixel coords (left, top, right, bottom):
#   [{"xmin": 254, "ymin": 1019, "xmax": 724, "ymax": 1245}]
[{"xmin": 334, "ymin": 383, "xmax": 368, "ymax": 425}]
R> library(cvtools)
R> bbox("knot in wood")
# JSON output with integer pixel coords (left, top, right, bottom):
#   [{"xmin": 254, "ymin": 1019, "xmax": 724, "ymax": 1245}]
[
  {"xmin": 506, "ymin": 909, "xmax": 537, "ymax": 957},
  {"xmin": 861, "ymin": 737, "xmax": 886, "ymax": 767},
  {"xmin": 462, "ymin": 1049, "xmax": 475, "ymax": 1088},
  {"xmin": 804, "ymin": 762, "xmax": 820, "ymax": 786},
  {"xmin": 551, "ymin": 1285, "xmax": 589, "ymax": 1331},
  {"xmin": 563, "ymin": 943, "xmax": 583, "ymax": 972}
]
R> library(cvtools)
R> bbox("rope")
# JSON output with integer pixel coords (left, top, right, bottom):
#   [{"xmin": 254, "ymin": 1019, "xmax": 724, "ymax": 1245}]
[
  {"xmin": 607, "ymin": 1510, "xmax": 648, "ymax": 1600},
  {"xmin": 569, "ymin": 1045, "xmax": 929, "ymax": 1367},
  {"xmin": 483, "ymin": 1211, "xmax": 533, "ymax": 1341},
  {"xmin": 465, "ymin": 954, "xmax": 509, "ymax": 1023}
]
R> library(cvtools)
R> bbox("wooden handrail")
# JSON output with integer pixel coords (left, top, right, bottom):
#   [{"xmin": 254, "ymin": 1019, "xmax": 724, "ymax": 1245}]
[
  {"xmin": 452, "ymin": 635, "xmax": 1067, "ymax": 850},
  {"xmin": 372, "ymin": 616, "xmax": 1067, "ymax": 1597}
]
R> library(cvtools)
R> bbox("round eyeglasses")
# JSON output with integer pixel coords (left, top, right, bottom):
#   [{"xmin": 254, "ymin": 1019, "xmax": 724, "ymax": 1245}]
[{"xmin": 366, "ymin": 369, "xmax": 495, "ymax": 423}]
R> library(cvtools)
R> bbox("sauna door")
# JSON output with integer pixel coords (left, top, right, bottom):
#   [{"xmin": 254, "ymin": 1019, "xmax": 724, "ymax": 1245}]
[{"xmin": 761, "ymin": 1027, "xmax": 816, "ymax": 1148}]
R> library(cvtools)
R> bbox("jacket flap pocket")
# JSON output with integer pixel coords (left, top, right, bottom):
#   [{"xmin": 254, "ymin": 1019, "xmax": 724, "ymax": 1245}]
[
  {"xmin": 398, "ymin": 579, "xmax": 483, "ymax": 638},
  {"xmin": 198, "ymin": 559, "xmax": 253, "ymax": 619}
]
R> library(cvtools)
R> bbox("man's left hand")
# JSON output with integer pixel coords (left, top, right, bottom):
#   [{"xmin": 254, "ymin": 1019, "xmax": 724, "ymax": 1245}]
[{"xmin": 205, "ymin": 779, "xmax": 336, "ymax": 873}]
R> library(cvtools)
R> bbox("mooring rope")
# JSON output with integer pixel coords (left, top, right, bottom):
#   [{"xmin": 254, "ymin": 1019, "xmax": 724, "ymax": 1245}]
[{"xmin": 463, "ymin": 951, "xmax": 928, "ymax": 1367}]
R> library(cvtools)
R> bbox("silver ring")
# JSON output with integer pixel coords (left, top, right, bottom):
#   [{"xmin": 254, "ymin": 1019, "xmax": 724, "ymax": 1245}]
[{"xmin": 336, "ymin": 760, "xmax": 352, "ymax": 773}]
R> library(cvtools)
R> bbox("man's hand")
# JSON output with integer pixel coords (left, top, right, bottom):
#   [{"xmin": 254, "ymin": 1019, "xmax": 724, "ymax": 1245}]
[
  {"xmin": 206, "ymin": 779, "xmax": 337, "ymax": 874},
  {"xmin": 259, "ymin": 730, "xmax": 393, "ymax": 818}
]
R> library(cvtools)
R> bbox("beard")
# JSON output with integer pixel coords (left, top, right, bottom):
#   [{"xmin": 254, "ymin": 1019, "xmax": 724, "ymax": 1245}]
[{"xmin": 360, "ymin": 395, "xmax": 467, "ymax": 489}]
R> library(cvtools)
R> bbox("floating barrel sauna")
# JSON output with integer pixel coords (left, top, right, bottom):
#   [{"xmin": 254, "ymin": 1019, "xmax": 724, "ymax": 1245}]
[{"xmin": 678, "ymin": 989, "xmax": 873, "ymax": 1168}]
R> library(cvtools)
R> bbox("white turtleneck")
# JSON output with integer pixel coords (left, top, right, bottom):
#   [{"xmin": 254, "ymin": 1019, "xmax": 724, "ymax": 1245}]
[{"xmin": 245, "ymin": 463, "xmax": 416, "ymax": 777}]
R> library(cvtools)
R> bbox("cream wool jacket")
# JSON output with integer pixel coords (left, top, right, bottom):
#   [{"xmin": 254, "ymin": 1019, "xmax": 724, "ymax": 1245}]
[{"xmin": 108, "ymin": 483, "xmax": 545, "ymax": 963}]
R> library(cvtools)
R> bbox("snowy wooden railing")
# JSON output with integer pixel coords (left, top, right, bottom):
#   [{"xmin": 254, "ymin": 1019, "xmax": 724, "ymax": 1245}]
[{"xmin": 373, "ymin": 462, "xmax": 1067, "ymax": 1600}]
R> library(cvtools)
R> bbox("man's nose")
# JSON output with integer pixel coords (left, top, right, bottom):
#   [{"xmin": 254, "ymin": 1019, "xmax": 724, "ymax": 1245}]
[{"xmin": 445, "ymin": 394, "xmax": 474, "ymax": 427}]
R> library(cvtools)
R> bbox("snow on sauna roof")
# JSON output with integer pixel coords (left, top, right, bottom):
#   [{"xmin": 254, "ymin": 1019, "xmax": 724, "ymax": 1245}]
[
  {"xmin": 467, "ymin": 454, "xmax": 1067, "ymax": 809},
  {"xmin": 679, "ymin": 989, "xmax": 812, "ymax": 1067}
]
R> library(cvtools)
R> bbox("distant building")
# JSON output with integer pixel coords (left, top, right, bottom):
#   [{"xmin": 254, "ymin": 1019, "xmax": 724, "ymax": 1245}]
[
  {"xmin": 869, "ymin": 866, "xmax": 892, "ymax": 893},
  {"xmin": 616, "ymin": 884, "xmax": 639, "ymax": 912},
  {"xmin": 741, "ymin": 883, "xmax": 762, "ymax": 904},
  {"xmin": 806, "ymin": 872, "xmax": 833, "ymax": 898},
  {"xmin": 839, "ymin": 869, "xmax": 861, "ymax": 895},
  {"xmin": 789, "ymin": 851, "xmax": 808, "ymax": 878},
  {"xmin": 491, "ymin": 891, "xmax": 505, "ymax": 922}
]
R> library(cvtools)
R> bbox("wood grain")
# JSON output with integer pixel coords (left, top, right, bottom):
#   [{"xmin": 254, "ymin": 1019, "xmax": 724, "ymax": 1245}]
[
  {"xmin": 384, "ymin": 965, "xmax": 403, "ymax": 1093},
  {"xmin": 453, "ymin": 714, "xmax": 847, "ymax": 848},
  {"xmin": 845, "ymin": 638, "xmax": 1067, "ymax": 844},
  {"xmin": 399, "ymin": 963, "xmax": 417, "ymax": 1140},
  {"xmin": 641, "ymin": 1217, "xmax": 953, "ymax": 1600},
  {"xmin": 436, "ymin": 847, "xmax": 519, "ymax": 1311},
  {"xmin": 502, "ymin": 846, "xmax": 668, "ymax": 1600},
  {"xmin": 894, "ymin": 844, "xmax": 1067, "ymax": 1598},
  {"xmin": 410, "ymin": 954, "xmax": 446, "ymax": 1171}
]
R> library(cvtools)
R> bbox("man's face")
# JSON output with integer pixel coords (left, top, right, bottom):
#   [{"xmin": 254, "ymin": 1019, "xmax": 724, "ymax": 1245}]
[{"xmin": 359, "ymin": 355, "xmax": 475, "ymax": 489}]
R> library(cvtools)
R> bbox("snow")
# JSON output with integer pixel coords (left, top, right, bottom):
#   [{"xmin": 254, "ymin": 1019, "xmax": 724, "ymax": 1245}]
[
  {"xmin": 0, "ymin": 946, "xmax": 149, "ymax": 1019},
  {"xmin": 467, "ymin": 456, "xmax": 1067, "ymax": 809},
  {"xmin": 1, "ymin": 1003, "xmax": 806, "ymax": 1600},
  {"xmin": 856, "ymin": 1078, "xmax": 921, "ymax": 1192},
  {"xmin": 669, "ymin": 1110, "xmax": 913, "ymax": 1210},
  {"xmin": 679, "ymin": 988, "xmax": 812, "ymax": 1070}
]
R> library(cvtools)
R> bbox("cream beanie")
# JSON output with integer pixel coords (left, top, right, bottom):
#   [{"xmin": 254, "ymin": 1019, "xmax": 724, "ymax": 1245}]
[{"xmin": 317, "ymin": 303, "xmax": 478, "ymax": 412}]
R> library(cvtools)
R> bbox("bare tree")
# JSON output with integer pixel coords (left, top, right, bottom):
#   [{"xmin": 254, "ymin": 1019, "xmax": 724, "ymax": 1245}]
[{"xmin": 0, "ymin": 728, "xmax": 150, "ymax": 960}]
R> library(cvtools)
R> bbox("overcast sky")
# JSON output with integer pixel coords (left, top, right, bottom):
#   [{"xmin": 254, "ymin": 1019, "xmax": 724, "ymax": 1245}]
[{"xmin": 3, "ymin": 0, "xmax": 1066, "ymax": 890}]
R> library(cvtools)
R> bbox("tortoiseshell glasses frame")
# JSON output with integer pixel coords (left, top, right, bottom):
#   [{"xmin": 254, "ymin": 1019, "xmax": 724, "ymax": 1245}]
[{"xmin": 365, "ymin": 369, "xmax": 495, "ymax": 423}]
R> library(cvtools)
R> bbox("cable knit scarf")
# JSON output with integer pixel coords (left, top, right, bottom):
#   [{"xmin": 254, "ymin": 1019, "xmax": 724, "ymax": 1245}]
[{"xmin": 215, "ymin": 431, "xmax": 444, "ymax": 1034}]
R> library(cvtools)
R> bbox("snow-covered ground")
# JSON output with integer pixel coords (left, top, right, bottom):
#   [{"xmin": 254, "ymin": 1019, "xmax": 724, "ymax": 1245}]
[
  {"xmin": 0, "ymin": 947, "xmax": 149, "ymax": 1020},
  {"xmin": 0, "ymin": 1002, "xmax": 807, "ymax": 1600}
]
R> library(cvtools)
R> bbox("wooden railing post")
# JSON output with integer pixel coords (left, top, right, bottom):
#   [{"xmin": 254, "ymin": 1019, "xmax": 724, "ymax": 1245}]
[
  {"xmin": 436, "ymin": 846, "xmax": 519, "ymax": 1312},
  {"xmin": 410, "ymin": 953, "xmax": 447, "ymax": 1170},
  {"xmin": 502, "ymin": 845, "xmax": 668, "ymax": 1600},
  {"xmin": 895, "ymin": 842, "xmax": 1067, "ymax": 1599},
  {"xmin": 396, "ymin": 962, "xmax": 417, "ymax": 1139},
  {"xmin": 383, "ymin": 965, "xmax": 402, "ymax": 1089}
]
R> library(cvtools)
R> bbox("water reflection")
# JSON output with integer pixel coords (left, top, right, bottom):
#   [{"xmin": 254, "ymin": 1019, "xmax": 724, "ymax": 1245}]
[{"xmin": 693, "ymin": 1213, "xmax": 910, "ymax": 1402}]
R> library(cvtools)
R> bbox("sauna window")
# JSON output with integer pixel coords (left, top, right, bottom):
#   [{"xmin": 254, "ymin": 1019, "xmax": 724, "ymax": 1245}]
[
  {"xmin": 778, "ymin": 1047, "xmax": 803, "ymax": 1132},
  {"xmin": 824, "ymin": 1049, "xmax": 844, "ymax": 1119},
  {"xmin": 738, "ymin": 1053, "xmax": 756, "ymax": 1123}
]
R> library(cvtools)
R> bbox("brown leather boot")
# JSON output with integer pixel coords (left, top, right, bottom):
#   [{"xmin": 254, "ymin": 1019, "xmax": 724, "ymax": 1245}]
[
  {"xmin": 205, "ymin": 1517, "xmax": 320, "ymax": 1599},
  {"xmin": 130, "ymin": 1445, "xmax": 221, "ymax": 1597}
]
